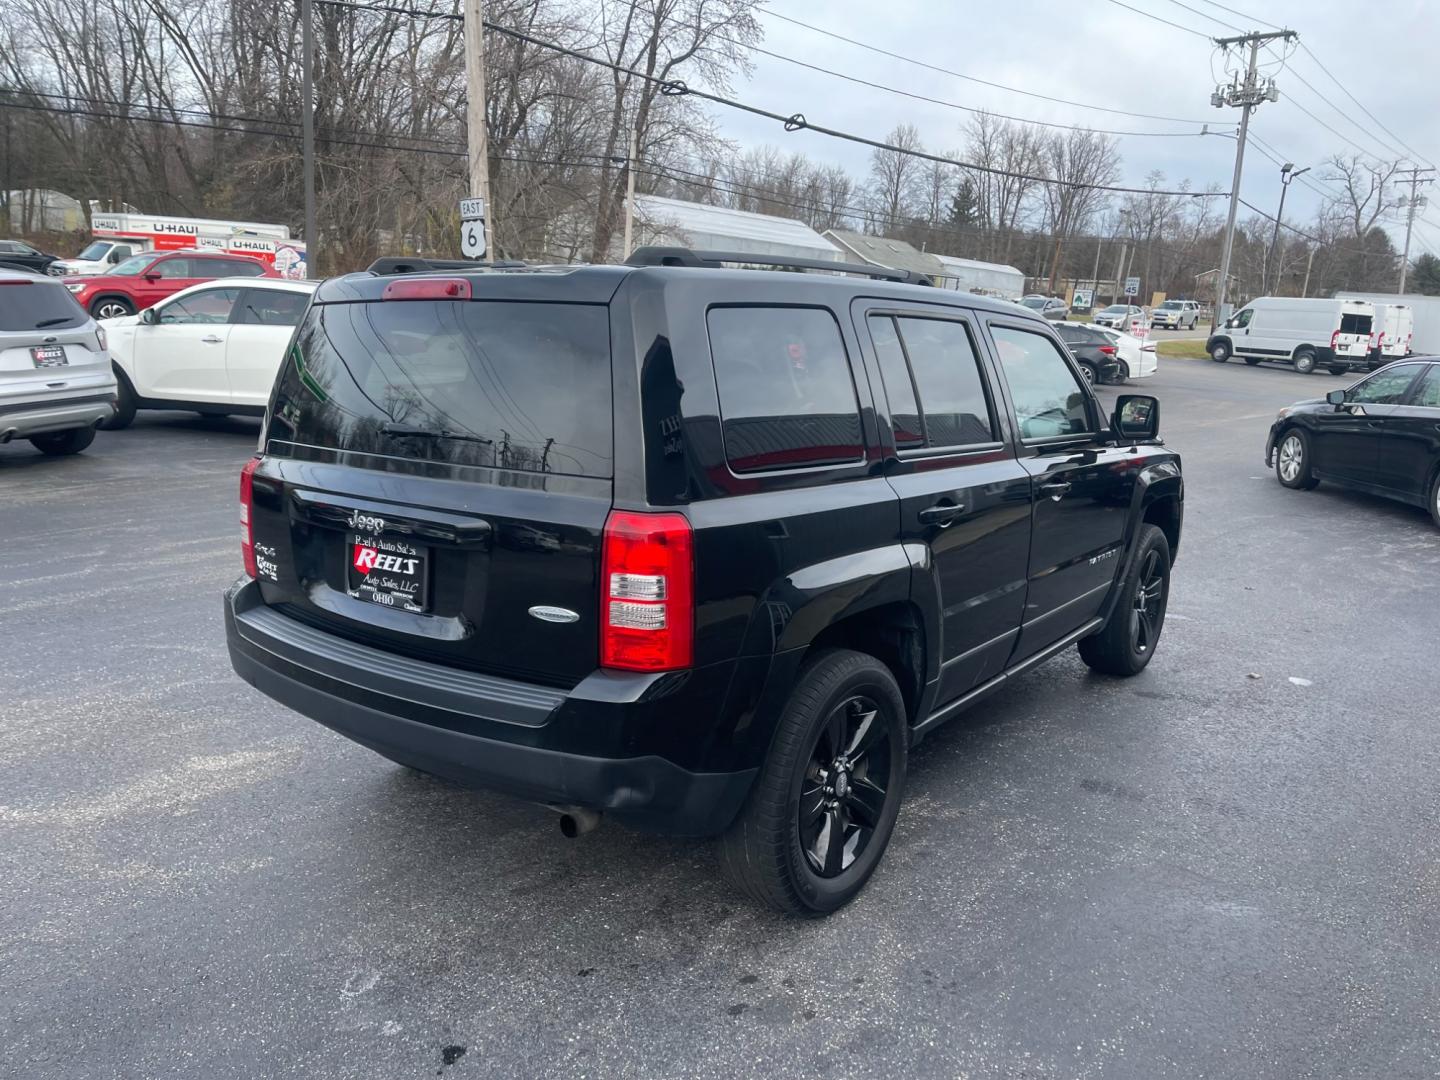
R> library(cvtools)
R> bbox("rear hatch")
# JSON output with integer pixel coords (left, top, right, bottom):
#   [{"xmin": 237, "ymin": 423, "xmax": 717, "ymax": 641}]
[
  {"xmin": 0, "ymin": 278, "xmax": 111, "ymax": 407},
  {"xmin": 253, "ymin": 278, "xmax": 617, "ymax": 688},
  {"xmin": 1334, "ymin": 305, "xmax": 1374, "ymax": 357}
]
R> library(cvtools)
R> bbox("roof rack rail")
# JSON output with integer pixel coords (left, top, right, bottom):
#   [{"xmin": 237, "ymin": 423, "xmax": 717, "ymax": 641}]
[
  {"xmin": 366, "ymin": 256, "xmax": 528, "ymax": 276},
  {"xmin": 625, "ymin": 246, "xmax": 932, "ymax": 286}
]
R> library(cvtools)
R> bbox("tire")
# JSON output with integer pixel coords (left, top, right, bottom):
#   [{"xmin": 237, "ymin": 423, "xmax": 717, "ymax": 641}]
[
  {"xmin": 99, "ymin": 369, "xmax": 137, "ymax": 430},
  {"xmin": 1210, "ymin": 340, "xmax": 1231, "ymax": 363},
  {"xmin": 29, "ymin": 426, "xmax": 96, "ymax": 456},
  {"xmin": 718, "ymin": 649, "xmax": 908, "ymax": 917},
  {"xmin": 1078, "ymin": 524, "xmax": 1171, "ymax": 677},
  {"xmin": 1274, "ymin": 427, "xmax": 1319, "ymax": 490},
  {"xmin": 1245, "ymin": 357, "xmax": 1263, "ymax": 366},
  {"xmin": 1117, "ymin": 360, "xmax": 1131, "ymax": 383},
  {"xmin": 1429, "ymin": 470, "xmax": 1440, "ymax": 530},
  {"xmin": 1078, "ymin": 362, "xmax": 1098, "ymax": 387},
  {"xmin": 1293, "ymin": 347, "xmax": 1317, "ymax": 374},
  {"xmin": 90, "ymin": 297, "xmax": 135, "ymax": 320},
  {"xmin": 1328, "ymin": 364, "xmax": 1348, "ymax": 376}
]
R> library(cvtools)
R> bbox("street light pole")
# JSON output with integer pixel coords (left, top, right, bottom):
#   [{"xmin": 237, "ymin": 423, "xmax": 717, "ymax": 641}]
[{"xmin": 1268, "ymin": 163, "xmax": 1309, "ymax": 294}]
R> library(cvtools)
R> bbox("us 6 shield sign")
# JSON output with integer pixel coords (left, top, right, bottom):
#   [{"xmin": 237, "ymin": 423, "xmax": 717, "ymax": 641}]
[
  {"xmin": 460, "ymin": 218, "xmax": 486, "ymax": 259},
  {"xmin": 459, "ymin": 198, "xmax": 486, "ymax": 259}
]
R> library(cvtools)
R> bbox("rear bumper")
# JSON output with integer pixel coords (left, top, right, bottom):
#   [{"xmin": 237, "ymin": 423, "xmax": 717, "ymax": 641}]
[
  {"xmin": 0, "ymin": 389, "xmax": 115, "ymax": 439},
  {"xmin": 224, "ymin": 578, "xmax": 756, "ymax": 835}
]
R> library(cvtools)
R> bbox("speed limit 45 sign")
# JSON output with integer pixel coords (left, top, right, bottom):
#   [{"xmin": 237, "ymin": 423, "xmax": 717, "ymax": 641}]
[{"xmin": 459, "ymin": 198, "xmax": 486, "ymax": 259}]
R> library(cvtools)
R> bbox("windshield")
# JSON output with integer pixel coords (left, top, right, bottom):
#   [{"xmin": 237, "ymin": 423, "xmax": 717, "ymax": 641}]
[
  {"xmin": 0, "ymin": 280, "xmax": 87, "ymax": 331},
  {"xmin": 1101, "ymin": 305, "xmax": 1128, "ymax": 315},
  {"xmin": 1158, "ymin": 301, "xmax": 1182, "ymax": 310},
  {"xmin": 76, "ymin": 241, "xmax": 111, "ymax": 261},
  {"xmin": 108, "ymin": 255, "xmax": 153, "ymax": 277},
  {"xmin": 270, "ymin": 300, "xmax": 613, "ymax": 477},
  {"xmin": 1020, "ymin": 297, "xmax": 1047, "ymax": 310}
]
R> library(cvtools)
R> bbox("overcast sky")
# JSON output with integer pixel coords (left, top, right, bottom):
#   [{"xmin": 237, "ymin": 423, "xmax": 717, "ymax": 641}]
[{"xmin": 701, "ymin": 0, "xmax": 1439, "ymax": 254}]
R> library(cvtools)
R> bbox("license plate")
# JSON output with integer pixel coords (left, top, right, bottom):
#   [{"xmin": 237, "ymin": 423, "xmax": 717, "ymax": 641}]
[
  {"xmin": 346, "ymin": 533, "xmax": 429, "ymax": 613},
  {"xmin": 30, "ymin": 345, "xmax": 67, "ymax": 368}
]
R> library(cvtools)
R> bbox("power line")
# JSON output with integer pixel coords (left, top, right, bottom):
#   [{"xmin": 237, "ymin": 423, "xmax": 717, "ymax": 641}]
[
  {"xmin": 678, "ymin": 20, "xmax": 1216, "ymax": 139},
  {"xmin": 1191, "ymin": 0, "xmax": 1283, "ymax": 31},
  {"xmin": 1272, "ymin": 59, "xmax": 1408, "ymax": 163},
  {"xmin": 759, "ymin": 8, "xmax": 1213, "ymax": 125},
  {"xmin": 1102, "ymin": 0, "xmax": 1212, "ymax": 40},
  {"xmin": 1296, "ymin": 42, "xmax": 1437, "ymax": 170},
  {"xmin": 1162, "ymin": 0, "xmax": 1243, "ymax": 33}
]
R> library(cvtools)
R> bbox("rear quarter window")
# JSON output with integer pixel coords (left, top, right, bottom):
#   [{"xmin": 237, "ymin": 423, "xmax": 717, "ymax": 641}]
[{"xmin": 707, "ymin": 306, "xmax": 863, "ymax": 473}]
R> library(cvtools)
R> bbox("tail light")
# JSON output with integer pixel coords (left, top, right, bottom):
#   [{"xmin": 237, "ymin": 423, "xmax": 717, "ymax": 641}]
[
  {"xmin": 1330, "ymin": 330, "xmax": 1341, "ymax": 351},
  {"xmin": 240, "ymin": 457, "xmax": 259, "ymax": 577},
  {"xmin": 1142, "ymin": 342, "xmax": 1156, "ymax": 352},
  {"xmin": 1099, "ymin": 345, "xmax": 1117, "ymax": 355},
  {"xmin": 601, "ymin": 510, "xmax": 694, "ymax": 671},
  {"xmin": 381, "ymin": 277, "xmax": 471, "ymax": 301}
]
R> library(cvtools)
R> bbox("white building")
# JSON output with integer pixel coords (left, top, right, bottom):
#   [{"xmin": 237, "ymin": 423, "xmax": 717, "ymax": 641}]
[
  {"xmin": 630, "ymin": 195, "xmax": 843, "ymax": 264},
  {"xmin": 932, "ymin": 254, "xmax": 1025, "ymax": 299}
]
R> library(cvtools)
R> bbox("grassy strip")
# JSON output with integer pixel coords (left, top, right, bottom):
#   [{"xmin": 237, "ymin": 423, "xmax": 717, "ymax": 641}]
[{"xmin": 1157, "ymin": 339, "xmax": 1210, "ymax": 361}]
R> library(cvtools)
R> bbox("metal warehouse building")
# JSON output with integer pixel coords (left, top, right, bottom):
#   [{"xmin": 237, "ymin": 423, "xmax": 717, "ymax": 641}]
[{"xmin": 629, "ymin": 194, "xmax": 844, "ymax": 264}]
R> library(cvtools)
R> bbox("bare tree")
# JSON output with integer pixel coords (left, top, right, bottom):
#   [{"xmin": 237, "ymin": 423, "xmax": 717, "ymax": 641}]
[{"xmin": 865, "ymin": 122, "xmax": 925, "ymax": 232}]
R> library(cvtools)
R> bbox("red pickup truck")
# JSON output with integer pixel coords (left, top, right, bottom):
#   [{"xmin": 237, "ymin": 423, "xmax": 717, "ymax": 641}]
[{"xmin": 65, "ymin": 249, "xmax": 276, "ymax": 320}]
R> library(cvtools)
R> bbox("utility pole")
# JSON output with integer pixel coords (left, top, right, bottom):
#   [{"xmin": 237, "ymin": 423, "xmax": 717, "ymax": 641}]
[
  {"xmin": 1301, "ymin": 245, "xmax": 1315, "ymax": 297},
  {"xmin": 1209, "ymin": 28, "xmax": 1296, "ymax": 329},
  {"xmin": 301, "ymin": 0, "xmax": 316, "ymax": 266},
  {"xmin": 621, "ymin": 128, "xmax": 638, "ymax": 260},
  {"xmin": 1267, "ymin": 163, "xmax": 1309, "ymax": 294},
  {"xmin": 463, "ymin": 0, "xmax": 495, "ymax": 259},
  {"xmin": 1396, "ymin": 166, "xmax": 1434, "ymax": 294}
]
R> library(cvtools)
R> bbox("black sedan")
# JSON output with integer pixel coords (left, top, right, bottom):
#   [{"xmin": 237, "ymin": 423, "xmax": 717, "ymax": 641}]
[
  {"xmin": 1265, "ymin": 357, "xmax": 1440, "ymax": 527},
  {"xmin": 1055, "ymin": 322, "xmax": 1126, "ymax": 386},
  {"xmin": 0, "ymin": 238, "xmax": 59, "ymax": 275}
]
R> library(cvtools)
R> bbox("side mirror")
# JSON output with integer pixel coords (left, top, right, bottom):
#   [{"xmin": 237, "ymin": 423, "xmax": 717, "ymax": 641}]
[
  {"xmin": 140, "ymin": 307, "xmax": 158, "ymax": 325},
  {"xmin": 108, "ymin": 251, "xmax": 122, "ymax": 264},
  {"xmin": 1326, "ymin": 389, "xmax": 1346, "ymax": 406},
  {"xmin": 143, "ymin": 272, "xmax": 161, "ymax": 283},
  {"xmin": 1112, "ymin": 394, "xmax": 1160, "ymax": 441}
]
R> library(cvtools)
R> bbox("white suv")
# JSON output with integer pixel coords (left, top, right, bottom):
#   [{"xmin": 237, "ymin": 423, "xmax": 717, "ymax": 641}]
[{"xmin": 1151, "ymin": 299, "xmax": 1201, "ymax": 330}]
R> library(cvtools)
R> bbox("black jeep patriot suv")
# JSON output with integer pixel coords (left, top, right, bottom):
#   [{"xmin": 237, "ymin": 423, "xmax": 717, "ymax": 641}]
[{"xmin": 226, "ymin": 248, "xmax": 1183, "ymax": 916}]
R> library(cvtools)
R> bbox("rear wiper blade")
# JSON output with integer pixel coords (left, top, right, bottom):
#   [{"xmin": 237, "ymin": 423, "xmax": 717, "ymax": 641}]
[
  {"xmin": 381, "ymin": 421, "xmax": 492, "ymax": 445},
  {"xmin": 35, "ymin": 317, "xmax": 74, "ymax": 328}
]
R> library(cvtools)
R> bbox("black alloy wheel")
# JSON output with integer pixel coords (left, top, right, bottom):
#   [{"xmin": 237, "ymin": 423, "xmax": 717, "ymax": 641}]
[
  {"xmin": 719, "ymin": 648, "xmax": 907, "ymax": 916},
  {"xmin": 799, "ymin": 695, "xmax": 892, "ymax": 879},
  {"xmin": 1078, "ymin": 524, "xmax": 1171, "ymax": 677},
  {"xmin": 1130, "ymin": 548, "xmax": 1166, "ymax": 658}
]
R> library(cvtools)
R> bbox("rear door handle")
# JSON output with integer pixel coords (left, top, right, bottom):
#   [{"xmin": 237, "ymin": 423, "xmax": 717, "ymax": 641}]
[
  {"xmin": 1038, "ymin": 480, "xmax": 1073, "ymax": 500},
  {"xmin": 918, "ymin": 502, "xmax": 966, "ymax": 527}
]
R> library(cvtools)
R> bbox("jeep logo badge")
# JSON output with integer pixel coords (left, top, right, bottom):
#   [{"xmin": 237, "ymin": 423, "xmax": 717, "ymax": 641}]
[{"xmin": 528, "ymin": 605, "xmax": 580, "ymax": 624}]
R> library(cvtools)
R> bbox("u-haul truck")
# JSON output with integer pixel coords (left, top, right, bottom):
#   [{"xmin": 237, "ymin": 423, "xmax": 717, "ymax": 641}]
[{"xmin": 52, "ymin": 213, "xmax": 307, "ymax": 278}]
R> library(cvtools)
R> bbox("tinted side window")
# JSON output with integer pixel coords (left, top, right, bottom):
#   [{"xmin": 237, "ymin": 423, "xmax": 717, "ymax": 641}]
[
  {"xmin": 708, "ymin": 306, "xmax": 863, "ymax": 473},
  {"xmin": 893, "ymin": 316, "xmax": 995, "ymax": 448},
  {"xmin": 236, "ymin": 288, "xmax": 309, "ymax": 326},
  {"xmin": 991, "ymin": 325, "xmax": 1092, "ymax": 440},
  {"xmin": 1348, "ymin": 364, "xmax": 1423, "ymax": 404},
  {"xmin": 869, "ymin": 316, "xmax": 923, "ymax": 448},
  {"xmin": 154, "ymin": 258, "xmax": 194, "ymax": 278},
  {"xmin": 218, "ymin": 259, "xmax": 267, "ymax": 278},
  {"xmin": 157, "ymin": 287, "xmax": 241, "ymax": 324},
  {"xmin": 1411, "ymin": 366, "xmax": 1440, "ymax": 408}
]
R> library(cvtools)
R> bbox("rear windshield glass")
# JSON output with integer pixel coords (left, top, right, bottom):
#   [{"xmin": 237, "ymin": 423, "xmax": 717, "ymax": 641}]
[
  {"xmin": 0, "ymin": 280, "xmax": 87, "ymax": 331},
  {"xmin": 1340, "ymin": 312, "xmax": 1373, "ymax": 335},
  {"xmin": 269, "ymin": 300, "xmax": 612, "ymax": 477}
]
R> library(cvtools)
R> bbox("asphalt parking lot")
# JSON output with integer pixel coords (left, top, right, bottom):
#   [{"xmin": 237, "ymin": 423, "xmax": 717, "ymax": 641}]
[{"xmin": 4, "ymin": 357, "xmax": 1439, "ymax": 1079}]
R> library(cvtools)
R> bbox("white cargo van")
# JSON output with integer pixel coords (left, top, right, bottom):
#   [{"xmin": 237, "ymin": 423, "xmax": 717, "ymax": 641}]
[
  {"xmin": 1366, "ymin": 302, "xmax": 1413, "ymax": 369},
  {"xmin": 1206, "ymin": 297, "xmax": 1375, "ymax": 374}
]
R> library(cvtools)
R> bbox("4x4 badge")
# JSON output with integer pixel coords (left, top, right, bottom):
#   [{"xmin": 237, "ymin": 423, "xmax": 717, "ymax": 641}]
[{"xmin": 529, "ymin": 606, "xmax": 580, "ymax": 624}]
